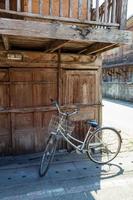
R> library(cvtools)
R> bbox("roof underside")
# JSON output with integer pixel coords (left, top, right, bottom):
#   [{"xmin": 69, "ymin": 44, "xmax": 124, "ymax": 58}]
[{"xmin": 1, "ymin": 35, "xmax": 117, "ymax": 55}]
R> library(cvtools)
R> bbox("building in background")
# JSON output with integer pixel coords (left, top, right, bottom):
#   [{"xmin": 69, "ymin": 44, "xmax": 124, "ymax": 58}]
[{"xmin": 102, "ymin": 15, "xmax": 133, "ymax": 102}]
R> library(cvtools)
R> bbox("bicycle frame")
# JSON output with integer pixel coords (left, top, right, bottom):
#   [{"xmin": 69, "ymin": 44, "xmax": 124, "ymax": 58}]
[{"xmin": 54, "ymin": 115, "xmax": 94, "ymax": 152}]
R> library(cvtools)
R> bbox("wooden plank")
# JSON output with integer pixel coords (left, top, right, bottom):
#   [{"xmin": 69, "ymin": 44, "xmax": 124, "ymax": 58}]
[
  {"xmin": 0, "ymin": 103, "xmax": 101, "ymax": 114},
  {"xmin": 112, "ymin": 0, "xmax": 116, "ymax": 23},
  {"xmin": 0, "ymin": 8, "xmax": 120, "ymax": 28},
  {"xmin": 69, "ymin": 0, "xmax": 73, "ymax": 17},
  {"xmin": 28, "ymin": 0, "xmax": 32, "ymax": 13},
  {"xmin": 61, "ymin": 63, "xmax": 99, "ymax": 69},
  {"xmin": 2, "ymin": 35, "xmax": 10, "ymax": 50},
  {"xmin": 96, "ymin": 0, "xmax": 99, "ymax": 22},
  {"xmin": 59, "ymin": 0, "xmax": 63, "ymax": 17},
  {"xmin": 61, "ymin": 53, "xmax": 97, "ymax": 63},
  {"xmin": 39, "ymin": 0, "xmax": 43, "ymax": 15},
  {"xmin": 104, "ymin": 0, "xmax": 108, "ymax": 23},
  {"xmin": 78, "ymin": 0, "xmax": 82, "ymax": 18},
  {"xmin": 17, "ymin": 0, "xmax": 21, "ymax": 12},
  {"xmin": 0, "ymin": 18, "xmax": 131, "ymax": 44},
  {"xmin": 0, "ymin": 61, "xmax": 57, "ymax": 68},
  {"xmin": 49, "ymin": 0, "xmax": 52, "ymax": 15},
  {"xmin": 87, "ymin": 0, "xmax": 91, "ymax": 20},
  {"xmin": 0, "ymin": 51, "xmax": 58, "ymax": 63},
  {"xmin": 5, "ymin": 0, "xmax": 10, "ymax": 10},
  {"xmin": 119, "ymin": 0, "xmax": 128, "ymax": 30},
  {"xmin": 44, "ymin": 40, "xmax": 69, "ymax": 53},
  {"xmin": 79, "ymin": 43, "xmax": 118, "ymax": 55}
]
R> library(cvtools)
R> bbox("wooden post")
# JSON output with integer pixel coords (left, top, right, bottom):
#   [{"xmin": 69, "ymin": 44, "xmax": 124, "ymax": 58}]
[
  {"xmin": 5, "ymin": 0, "xmax": 10, "ymax": 10},
  {"xmin": 87, "ymin": 0, "xmax": 91, "ymax": 21},
  {"xmin": 59, "ymin": 0, "xmax": 63, "ymax": 17},
  {"xmin": 96, "ymin": 0, "xmax": 99, "ymax": 22},
  {"xmin": 17, "ymin": 0, "xmax": 21, "ymax": 12},
  {"xmin": 39, "ymin": 0, "xmax": 43, "ymax": 15},
  {"xmin": 78, "ymin": 0, "xmax": 82, "ymax": 19},
  {"xmin": 49, "ymin": 0, "xmax": 52, "ymax": 16},
  {"xmin": 28, "ymin": 0, "xmax": 32, "ymax": 13},
  {"xmin": 57, "ymin": 49, "xmax": 61, "ymax": 105},
  {"xmin": 69, "ymin": 0, "xmax": 73, "ymax": 17},
  {"xmin": 112, "ymin": 0, "xmax": 116, "ymax": 23},
  {"xmin": 119, "ymin": 0, "xmax": 128, "ymax": 30}
]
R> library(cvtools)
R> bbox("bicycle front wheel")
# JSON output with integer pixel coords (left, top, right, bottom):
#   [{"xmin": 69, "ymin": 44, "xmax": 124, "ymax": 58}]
[
  {"xmin": 39, "ymin": 134, "xmax": 57, "ymax": 177},
  {"xmin": 87, "ymin": 127, "xmax": 122, "ymax": 164}
]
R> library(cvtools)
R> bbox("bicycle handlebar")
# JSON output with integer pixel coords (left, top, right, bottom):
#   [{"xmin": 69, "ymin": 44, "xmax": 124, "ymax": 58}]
[{"xmin": 50, "ymin": 99, "xmax": 78, "ymax": 117}]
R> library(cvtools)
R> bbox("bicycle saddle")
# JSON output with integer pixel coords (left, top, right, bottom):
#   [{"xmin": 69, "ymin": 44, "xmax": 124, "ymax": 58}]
[{"xmin": 86, "ymin": 120, "xmax": 98, "ymax": 128}]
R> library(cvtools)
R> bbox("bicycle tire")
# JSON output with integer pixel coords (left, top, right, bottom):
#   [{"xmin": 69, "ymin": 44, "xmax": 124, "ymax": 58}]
[
  {"xmin": 39, "ymin": 134, "xmax": 57, "ymax": 177},
  {"xmin": 87, "ymin": 127, "xmax": 122, "ymax": 164}
]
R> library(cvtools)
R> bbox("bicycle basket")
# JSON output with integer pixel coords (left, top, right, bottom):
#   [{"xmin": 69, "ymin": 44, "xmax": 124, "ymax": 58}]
[{"xmin": 48, "ymin": 115, "xmax": 75, "ymax": 135}]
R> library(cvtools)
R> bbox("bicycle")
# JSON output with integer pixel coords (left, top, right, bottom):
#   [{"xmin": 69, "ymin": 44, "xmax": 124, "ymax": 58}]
[{"xmin": 39, "ymin": 99, "xmax": 122, "ymax": 177}]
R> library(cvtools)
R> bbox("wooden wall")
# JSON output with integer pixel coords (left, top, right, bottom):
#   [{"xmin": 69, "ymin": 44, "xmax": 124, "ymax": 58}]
[
  {"xmin": 0, "ymin": 52, "xmax": 102, "ymax": 155},
  {"xmin": 23, "ymin": 0, "xmax": 88, "ymax": 19},
  {"xmin": 0, "ymin": 0, "xmax": 89, "ymax": 20}
]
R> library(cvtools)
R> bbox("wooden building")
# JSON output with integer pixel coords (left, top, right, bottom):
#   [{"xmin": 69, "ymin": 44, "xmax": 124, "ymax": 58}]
[
  {"xmin": 103, "ymin": 15, "xmax": 133, "ymax": 101},
  {"xmin": 0, "ymin": 0, "xmax": 131, "ymax": 155}
]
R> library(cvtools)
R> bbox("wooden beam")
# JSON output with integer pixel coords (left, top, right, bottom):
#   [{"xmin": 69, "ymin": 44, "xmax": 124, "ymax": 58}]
[
  {"xmin": 0, "ymin": 8, "xmax": 120, "ymax": 28},
  {"xmin": 44, "ymin": 40, "xmax": 69, "ymax": 53},
  {"xmin": 0, "ymin": 18, "xmax": 132, "ymax": 45},
  {"xmin": 2, "ymin": 35, "xmax": 10, "ymax": 50},
  {"xmin": 79, "ymin": 43, "xmax": 118, "ymax": 55}
]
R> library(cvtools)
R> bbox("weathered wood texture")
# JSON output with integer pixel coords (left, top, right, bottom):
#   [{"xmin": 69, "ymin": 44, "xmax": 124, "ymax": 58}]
[
  {"xmin": 0, "ymin": 0, "xmax": 128, "ymax": 29},
  {"xmin": 0, "ymin": 52, "xmax": 102, "ymax": 155},
  {"xmin": 0, "ymin": 18, "xmax": 132, "ymax": 45}
]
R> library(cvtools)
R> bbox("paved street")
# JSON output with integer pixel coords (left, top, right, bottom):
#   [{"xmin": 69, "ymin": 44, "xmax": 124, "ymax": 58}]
[
  {"xmin": 103, "ymin": 98, "xmax": 133, "ymax": 135},
  {"xmin": 0, "ymin": 98, "xmax": 133, "ymax": 200},
  {"xmin": 103, "ymin": 99, "xmax": 133, "ymax": 152}
]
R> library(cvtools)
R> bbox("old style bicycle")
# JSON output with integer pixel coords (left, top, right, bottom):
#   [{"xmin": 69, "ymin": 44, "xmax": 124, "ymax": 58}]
[{"xmin": 39, "ymin": 100, "xmax": 122, "ymax": 177}]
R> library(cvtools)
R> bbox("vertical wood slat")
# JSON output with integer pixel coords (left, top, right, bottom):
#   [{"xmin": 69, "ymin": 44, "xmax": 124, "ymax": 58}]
[
  {"xmin": 17, "ymin": 0, "xmax": 21, "ymax": 12},
  {"xmin": 119, "ymin": 0, "xmax": 128, "ymax": 30},
  {"xmin": 49, "ymin": 0, "xmax": 52, "ymax": 16},
  {"xmin": 5, "ymin": 0, "xmax": 10, "ymax": 10},
  {"xmin": 112, "ymin": 0, "xmax": 116, "ymax": 23},
  {"xmin": 87, "ymin": 0, "xmax": 91, "ymax": 21},
  {"xmin": 78, "ymin": 0, "xmax": 82, "ymax": 19},
  {"xmin": 28, "ymin": 0, "xmax": 32, "ymax": 13},
  {"xmin": 59, "ymin": 0, "xmax": 63, "ymax": 17},
  {"xmin": 108, "ymin": 5, "xmax": 112, "ymax": 23},
  {"xmin": 69, "ymin": 0, "xmax": 73, "ymax": 17},
  {"xmin": 96, "ymin": 0, "xmax": 99, "ymax": 22},
  {"xmin": 39, "ymin": 0, "xmax": 43, "ymax": 15},
  {"xmin": 104, "ymin": 0, "xmax": 108, "ymax": 23}
]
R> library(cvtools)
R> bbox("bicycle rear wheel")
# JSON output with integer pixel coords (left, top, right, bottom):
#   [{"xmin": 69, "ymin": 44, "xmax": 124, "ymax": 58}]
[
  {"xmin": 87, "ymin": 127, "xmax": 122, "ymax": 164},
  {"xmin": 39, "ymin": 134, "xmax": 57, "ymax": 177}
]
